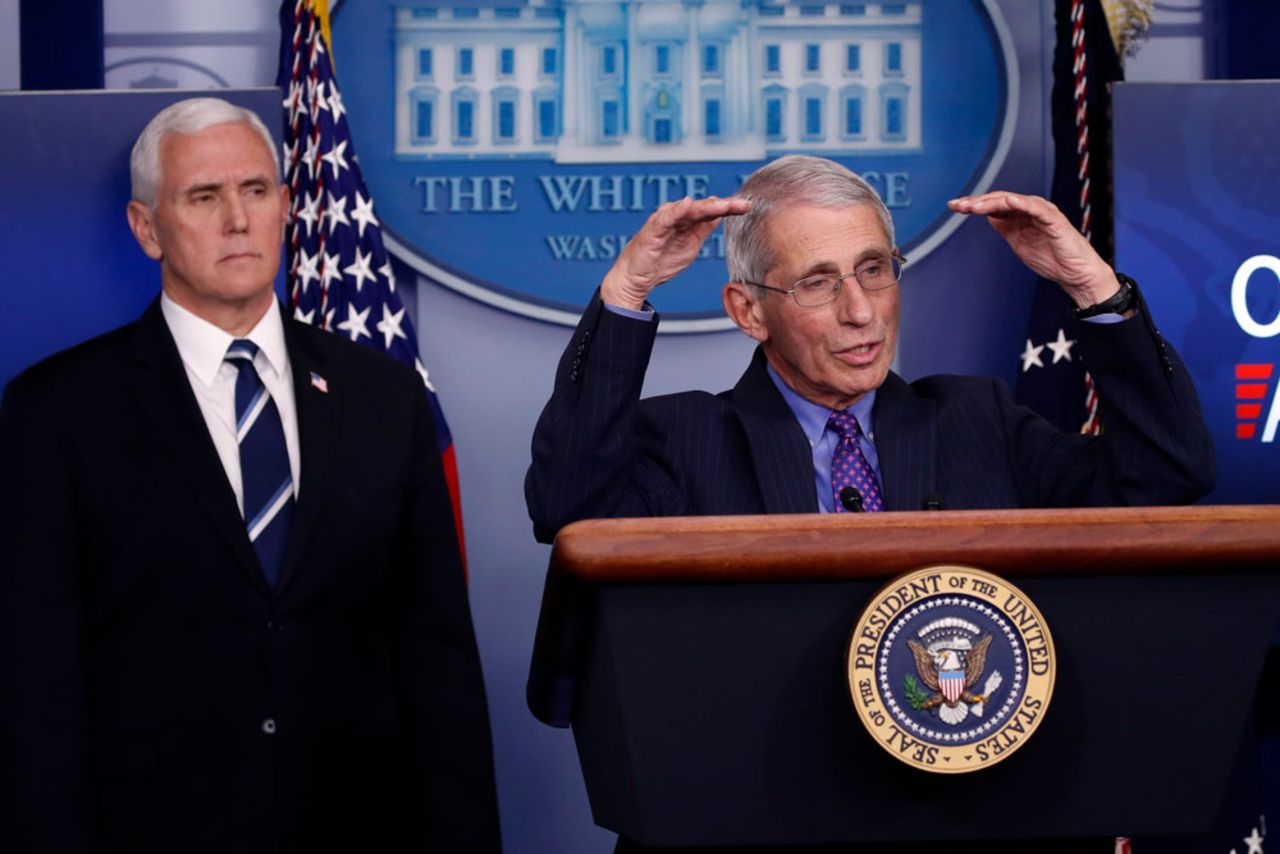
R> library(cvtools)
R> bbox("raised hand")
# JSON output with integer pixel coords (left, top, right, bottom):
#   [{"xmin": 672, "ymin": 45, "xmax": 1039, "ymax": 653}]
[
  {"xmin": 601, "ymin": 195, "xmax": 752, "ymax": 311},
  {"xmin": 947, "ymin": 191, "xmax": 1120, "ymax": 308}
]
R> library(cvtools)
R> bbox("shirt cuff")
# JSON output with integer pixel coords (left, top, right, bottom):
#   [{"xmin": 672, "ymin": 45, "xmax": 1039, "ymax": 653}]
[{"xmin": 604, "ymin": 302, "xmax": 655, "ymax": 321}]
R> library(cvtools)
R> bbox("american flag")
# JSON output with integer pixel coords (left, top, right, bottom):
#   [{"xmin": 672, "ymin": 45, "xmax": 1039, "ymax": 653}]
[{"xmin": 277, "ymin": 0, "xmax": 466, "ymax": 561}]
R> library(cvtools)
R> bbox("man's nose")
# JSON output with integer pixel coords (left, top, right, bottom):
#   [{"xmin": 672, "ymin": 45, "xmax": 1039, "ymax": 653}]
[
  {"xmin": 223, "ymin": 194, "xmax": 250, "ymax": 232},
  {"xmin": 835, "ymin": 276, "xmax": 875, "ymax": 325}
]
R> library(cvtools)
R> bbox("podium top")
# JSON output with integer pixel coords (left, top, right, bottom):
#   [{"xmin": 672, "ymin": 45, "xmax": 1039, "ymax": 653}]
[{"xmin": 549, "ymin": 504, "xmax": 1280, "ymax": 584}]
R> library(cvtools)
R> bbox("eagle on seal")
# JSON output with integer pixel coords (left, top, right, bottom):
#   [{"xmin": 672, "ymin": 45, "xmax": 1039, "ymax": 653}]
[{"xmin": 907, "ymin": 634, "xmax": 1003, "ymax": 725}]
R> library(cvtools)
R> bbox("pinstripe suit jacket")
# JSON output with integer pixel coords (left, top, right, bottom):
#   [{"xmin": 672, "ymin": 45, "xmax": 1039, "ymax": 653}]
[{"xmin": 526, "ymin": 292, "xmax": 1213, "ymax": 543}]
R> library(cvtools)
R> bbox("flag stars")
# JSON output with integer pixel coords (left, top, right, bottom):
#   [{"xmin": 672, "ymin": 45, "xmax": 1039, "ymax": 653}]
[
  {"xmin": 376, "ymin": 304, "xmax": 408, "ymax": 349},
  {"xmin": 295, "ymin": 191, "xmax": 321, "ymax": 237},
  {"xmin": 300, "ymin": 135, "xmax": 321, "ymax": 182},
  {"xmin": 337, "ymin": 303, "xmax": 372, "ymax": 343},
  {"xmin": 378, "ymin": 260, "xmax": 396, "ymax": 292},
  {"xmin": 295, "ymin": 248, "xmax": 320, "ymax": 292},
  {"xmin": 1020, "ymin": 338, "xmax": 1046, "ymax": 373},
  {"xmin": 320, "ymin": 250, "xmax": 343, "ymax": 292},
  {"xmin": 1045, "ymin": 328, "xmax": 1076, "ymax": 363},
  {"xmin": 323, "ymin": 191, "xmax": 350, "ymax": 234},
  {"xmin": 328, "ymin": 86, "xmax": 346, "ymax": 124},
  {"xmin": 344, "ymin": 248, "xmax": 376, "ymax": 293},
  {"xmin": 321, "ymin": 139, "xmax": 349, "ymax": 179},
  {"xmin": 350, "ymin": 192, "xmax": 378, "ymax": 237}
]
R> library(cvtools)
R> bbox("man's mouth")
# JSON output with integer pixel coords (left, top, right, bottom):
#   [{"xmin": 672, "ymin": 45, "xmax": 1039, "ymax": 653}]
[{"xmin": 836, "ymin": 341, "xmax": 881, "ymax": 365}]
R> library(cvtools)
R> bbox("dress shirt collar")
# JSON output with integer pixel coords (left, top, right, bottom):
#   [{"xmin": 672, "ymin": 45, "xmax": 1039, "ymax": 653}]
[
  {"xmin": 765, "ymin": 362, "xmax": 878, "ymax": 446},
  {"xmin": 161, "ymin": 294, "xmax": 290, "ymax": 386}
]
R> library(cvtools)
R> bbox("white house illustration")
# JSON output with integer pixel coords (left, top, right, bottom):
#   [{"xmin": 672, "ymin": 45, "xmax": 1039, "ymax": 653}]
[{"xmin": 394, "ymin": 1, "xmax": 922, "ymax": 163}]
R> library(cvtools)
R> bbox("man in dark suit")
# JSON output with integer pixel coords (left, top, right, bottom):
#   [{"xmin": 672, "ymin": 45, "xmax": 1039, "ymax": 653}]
[
  {"xmin": 0, "ymin": 97, "xmax": 501, "ymax": 852},
  {"xmin": 526, "ymin": 155, "xmax": 1212, "ymax": 541}
]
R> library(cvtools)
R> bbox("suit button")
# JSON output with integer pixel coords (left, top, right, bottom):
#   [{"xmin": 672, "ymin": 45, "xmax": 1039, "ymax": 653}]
[{"xmin": 262, "ymin": 718, "xmax": 277, "ymax": 735}]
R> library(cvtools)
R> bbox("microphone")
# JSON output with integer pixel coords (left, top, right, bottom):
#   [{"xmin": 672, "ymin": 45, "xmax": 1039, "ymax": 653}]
[
  {"xmin": 839, "ymin": 486, "xmax": 864, "ymax": 513},
  {"xmin": 922, "ymin": 492, "xmax": 943, "ymax": 511}
]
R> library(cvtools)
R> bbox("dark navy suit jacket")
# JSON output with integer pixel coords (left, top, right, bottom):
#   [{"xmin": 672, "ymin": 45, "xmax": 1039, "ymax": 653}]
[
  {"xmin": 0, "ymin": 300, "xmax": 501, "ymax": 854},
  {"xmin": 526, "ymin": 292, "xmax": 1213, "ymax": 542}
]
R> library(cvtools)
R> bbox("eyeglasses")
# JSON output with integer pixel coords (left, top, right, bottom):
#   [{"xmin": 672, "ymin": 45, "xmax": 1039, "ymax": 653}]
[{"xmin": 743, "ymin": 253, "xmax": 906, "ymax": 308}]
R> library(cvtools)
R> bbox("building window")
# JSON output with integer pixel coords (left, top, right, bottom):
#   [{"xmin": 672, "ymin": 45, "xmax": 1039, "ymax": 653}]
[
  {"xmin": 655, "ymin": 44, "xmax": 670, "ymax": 75},
  {"xmin": 417, "ymin": 48, "xmax": 433, "ymax": 78},
  {"xmin": 411, "ymin": 8, "xmax": 437, "ymax": 18},
  {"xmin": 453, "ymin": 7, "xmax": 479, "ymax": 18},
  {"xmin": 804, "ymin": 96, "xmax": 823, "ymax": 138},
  {"xmin": 457, "ymin": 47, "xmax": 474, "ymax": 79},
  {"xmin": 542, "ymin": 47, "xmax": 558, "ymax": 75},
  {"xmin": 452, "ymin": 89, "xmax": 477, "ymax": 143},
  {"xmin": 764, "ymin": 89, "xmax": 786, "ymax": 141},
  {"xmin": 602, "ymin": 45, "xmax": 617, "ymax": 76},
  {"xmin": 410, "ymin": 87, "xmax": 438, "ymax": 144},
  {"xmin": 840, "ymin": 4, "xmax": 866, "ymax": 13},
  {"xmin": 493, "ymin": 87, "xmax": 518, "ymax": 143},
  {"xmin": 883, "ymin": 3, "xmax": 906, "ymax": 13},
  {"xmin": 805, "ymin": 44, "xmax": 821, "ymax": 74},
  {"xmin": 495, "ymin": 7, "xmax": 521, "ymax": 18},
  {"xmin": 845, "ymin": 44, "xmax": 860, "ymax": 73},
  {"xmin": 765, "ymin": 44, "xmax": 780, "ymax": 75},
  {"xmin": 800, "ymin": 5, "xmax": 824, "ymax": 15},
  {"xmin": 534, "ymin": 91, "xmax": 559, "ymax": 142},
  {"xmin": 841, "ymin": 86, "xmax": 865, "ymax": 138},
  {"xmin": 499, "ymin": 48, "xmax": 515, "ymax": 77},
  {"xmin": 880, "ymin": 83, "xmax": 908, "ymax": 140},
  {"xmin": 602, "ymin": 99, "xmax": 620, "ymax": 138},
  {"xmin": 885, "ymin": 42, "xmax": 902, "ymax": 74},
  {"xmin": 703, "ymin": 44, "xmax": 721, "ymax": 76},
  {"xmin": 758, "ymin": 4, "xmax": 784, "ymax": 16},
  {"xmin": 705, "ymin": 98, "xmax": 721, "ymax": 139}
]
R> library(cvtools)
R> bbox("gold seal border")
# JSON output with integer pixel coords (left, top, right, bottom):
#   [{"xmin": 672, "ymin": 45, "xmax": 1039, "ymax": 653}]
[{"xmin": 846, "ymin": 565, "xmax": 1056, "ymax": 774}]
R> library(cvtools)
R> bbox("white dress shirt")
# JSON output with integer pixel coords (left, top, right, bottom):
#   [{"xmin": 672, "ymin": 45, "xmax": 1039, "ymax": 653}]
[{"xmin": 160, "ymin": 294, "xmax": 302, "ymax": 516}]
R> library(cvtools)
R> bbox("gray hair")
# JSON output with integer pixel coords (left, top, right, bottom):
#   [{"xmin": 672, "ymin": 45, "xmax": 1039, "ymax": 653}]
[
  {"xmin": 724, "ymin": 155, "xmax": 895, "ymax": 286},
  {"xmin": 130, "ymin": 97, "xmax": 280, "ymax": 206}
]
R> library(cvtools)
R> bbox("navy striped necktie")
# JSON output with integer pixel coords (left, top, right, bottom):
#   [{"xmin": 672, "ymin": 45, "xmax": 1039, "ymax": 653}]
[{"xmin": 225, "ymin": 340, "xmax": 294, "ymax": 587}]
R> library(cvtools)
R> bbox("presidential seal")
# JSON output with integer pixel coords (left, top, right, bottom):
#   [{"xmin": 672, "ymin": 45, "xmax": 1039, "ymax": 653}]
[{"xmin": 846, "ymin": 566, "xmax": 1055, "ymax": 774}]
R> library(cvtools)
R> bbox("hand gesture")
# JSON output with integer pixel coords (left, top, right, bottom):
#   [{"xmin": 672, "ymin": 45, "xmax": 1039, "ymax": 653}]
[
  {"xmin": 947, "ymin": 192, "xmax": 1120, "ymax": 307},
  {"xmin": 601, "ymin": 195, "xmax": 752, "ymax": 311}
]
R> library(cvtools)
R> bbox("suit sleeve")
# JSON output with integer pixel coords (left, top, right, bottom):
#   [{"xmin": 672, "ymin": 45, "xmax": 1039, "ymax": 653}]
[
  {"xmin": 0, "ymin": 375, "xmax": 98, "ymax": 852},
  {"xmin": 1006, "ymin": 302, "xmax": 1215, "ymax": 507},
  {"xmin": 524, "ymin": 291, "xmax": 666, "ymax": 543},
  {"xmin": 395, "ymin": 381, "xmax": 502, "ymax": 852}
]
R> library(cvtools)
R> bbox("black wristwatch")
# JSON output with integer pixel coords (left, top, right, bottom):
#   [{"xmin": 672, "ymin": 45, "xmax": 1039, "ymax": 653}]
[{"xmin": 1071, "ymin": 273, "xmax": 1138, "ymax": 320}]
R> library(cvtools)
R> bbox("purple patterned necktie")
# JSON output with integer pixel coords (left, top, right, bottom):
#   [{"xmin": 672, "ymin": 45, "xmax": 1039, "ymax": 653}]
[{"xmin": 828, "ymin": 411, "xmax": 884, "ymax": 512}]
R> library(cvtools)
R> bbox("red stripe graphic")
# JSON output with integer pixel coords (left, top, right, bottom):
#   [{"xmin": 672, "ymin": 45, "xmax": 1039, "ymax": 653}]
[
  {"xmin": 1237, "ymin": 384, "xmax": 1269, "ymax": 400},
  {"xmin": 1235, "ymin": 363, "xmax": 1274, "ymax": 380},
  {"xmin": 1237, "ymin": 403, "xmax": 1263, "ymax": 420}
]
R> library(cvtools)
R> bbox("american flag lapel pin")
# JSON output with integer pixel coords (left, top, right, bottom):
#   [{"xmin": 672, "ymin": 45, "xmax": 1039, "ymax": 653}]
[{"xmin": 309, "ymin": 371, "xmax": 329, "ymax": 394}]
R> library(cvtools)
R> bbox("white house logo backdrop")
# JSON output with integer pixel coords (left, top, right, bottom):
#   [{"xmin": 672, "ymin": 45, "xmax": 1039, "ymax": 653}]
[{"xmin": 331, "ymin": 0, "xmax": 1016, "ymax": 330}]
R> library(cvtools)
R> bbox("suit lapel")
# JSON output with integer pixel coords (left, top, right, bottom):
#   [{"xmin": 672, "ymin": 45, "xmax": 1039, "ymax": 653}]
[
  {"xmin": 731, "ymin": 348, "xmax": 818, "ymax": 514},
  {"xmin": 276, "ymin": 320, "xmax": 340, "ymax": 592},
  {"xmin": 128, "ymin": 300, "xmax": 267, "ymax": 590},
  {"xmin": 871, "ymin": 372, "xmax": 937, "ymax": 512}
]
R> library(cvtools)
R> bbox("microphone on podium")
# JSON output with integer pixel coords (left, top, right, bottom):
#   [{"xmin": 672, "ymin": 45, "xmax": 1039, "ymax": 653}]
[{"xmin": 838, "ymin": 486, "xmax": 864, "ymax": 513}]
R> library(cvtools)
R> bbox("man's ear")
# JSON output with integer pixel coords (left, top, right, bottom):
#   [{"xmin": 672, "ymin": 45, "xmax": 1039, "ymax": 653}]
[
  {"xmin": 126, "ymin": 200, "xmax": 163, "ymax": 261},
  {"xmin": 278, "ymin": 183, "xmax": 290, "ymax": 229},
  {"xmin": 722, "ymin": 281, "xmax": 769, "ymax": 343}
]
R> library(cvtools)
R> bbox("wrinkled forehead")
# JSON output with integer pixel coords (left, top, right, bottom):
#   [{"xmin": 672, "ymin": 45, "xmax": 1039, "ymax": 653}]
[
  {"xmin": 157, "ymin": 122, "xmax": 279, "ymax": 185},
  {"xmin": 760, "ymin": 203, "xmax": 893, "ymax": 265}
]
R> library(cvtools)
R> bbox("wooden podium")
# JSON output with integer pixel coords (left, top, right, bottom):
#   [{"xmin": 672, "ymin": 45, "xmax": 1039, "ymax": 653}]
[{"xmin": 528, "ymin": 506, "xmax": 1280, "ymax": 849}]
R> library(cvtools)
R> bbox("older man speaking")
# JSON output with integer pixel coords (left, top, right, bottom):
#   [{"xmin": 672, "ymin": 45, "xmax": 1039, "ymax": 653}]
[{"xmin": 526, "ymin": 155, "xmax": 1212, "ymax": 539}]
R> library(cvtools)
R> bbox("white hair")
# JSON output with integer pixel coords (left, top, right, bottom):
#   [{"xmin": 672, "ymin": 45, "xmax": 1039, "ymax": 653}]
[
  {"xmin": 130, "ymin": 97, "xmax": 279, "ymax": 206},
  {"xmin": 724, "ymin": 154, "xmax": 895, "ymax": 286}
]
